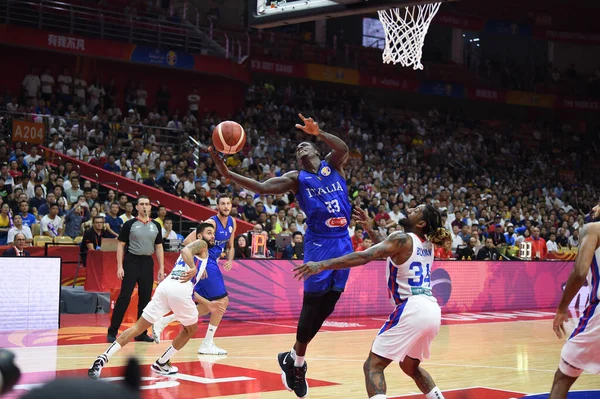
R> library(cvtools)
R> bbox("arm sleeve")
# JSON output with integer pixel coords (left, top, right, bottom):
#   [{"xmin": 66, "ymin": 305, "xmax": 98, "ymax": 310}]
[
  {"xmin": 153, "ymin": 221, "xmax": 163, "ymax": 244},
  {"xmin": 118, "ymin": 219, "xmax": 132, "ymax": 243}
]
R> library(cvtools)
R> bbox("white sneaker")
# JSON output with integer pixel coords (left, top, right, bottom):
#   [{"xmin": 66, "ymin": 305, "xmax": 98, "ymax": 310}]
[
  {"xmin": 198, "ymin": 341, "xmax": 227, "ymax": 355},
  {"xmin": 152, "ymin": 317, "xmax": 168, "ymax": 344},
  {"xmin": 151, "ymin": 360, "xmax": 179, "ymax": 375}
]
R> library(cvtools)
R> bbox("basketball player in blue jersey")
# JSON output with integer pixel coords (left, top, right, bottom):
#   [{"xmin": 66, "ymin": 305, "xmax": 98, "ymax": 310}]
[
  {"xmin": 88, "ymin": 223, "xmax": 226, "ymax": 380},
  {"xmin": 153, "ymin": 194, "xmax": 236, "ymax": 355},
  {"xmin": 549, "ymin": 202, "xmax": 600, "ymax": 399},
  {"xmin": 294, "ymin": 204, "xmax": 451, "ymax": 399},
  {"xmin": 208, "ymin": 114, "xmax": 352, "ymax": 398}
]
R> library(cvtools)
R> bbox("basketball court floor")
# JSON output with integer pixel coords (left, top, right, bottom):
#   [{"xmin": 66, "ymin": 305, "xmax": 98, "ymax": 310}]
[{"xmin": 2, "ymin": 311, "xmax": 598, "ymax": 399}]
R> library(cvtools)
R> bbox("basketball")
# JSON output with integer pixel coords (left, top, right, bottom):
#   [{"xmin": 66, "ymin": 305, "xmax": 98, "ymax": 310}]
[{"xmin": 212, "ymin": 121, "xmax": 246, "ymax": 154}]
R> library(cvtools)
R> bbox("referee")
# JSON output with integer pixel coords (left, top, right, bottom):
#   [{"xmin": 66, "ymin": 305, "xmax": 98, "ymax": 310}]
[{"xmin": 107, "ymin": 196, "xmax": 164, "ymax": 343}]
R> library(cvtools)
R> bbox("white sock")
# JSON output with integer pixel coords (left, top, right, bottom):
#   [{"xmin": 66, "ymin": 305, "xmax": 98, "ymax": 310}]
[
  {"xmin": 369, "ymin": 395, "xmax": 386, "ymax": 399},
  {"xmin": 294, "ymin": 355, "xmax": 305, "ymax": 367},
  {"xmin": 204, "ymin": 324, "xmax": 218, "ymax": 344},
  {"xmin": 290, "ymin": 348, "xmax": 297, "ymax": 361},
  {"xmin": 103, "ymin": 342, "xmax": 121, "ymax": 361},
  {"xmin": 425, "ymin": 387, "xmax": 444, "ymax": 399},
  {"xmin": 163, "ymin": 314, "xmax": 176, "ymax": 324},
  {"xmin": 158, "ymin": 345, "xmax": 178, "ymax": 365}
]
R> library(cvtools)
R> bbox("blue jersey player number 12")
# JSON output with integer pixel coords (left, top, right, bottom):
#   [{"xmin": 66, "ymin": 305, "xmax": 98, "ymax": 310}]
[{"xmin": 208, "ymin": 113, "xmax": 353, "ymax": 398}]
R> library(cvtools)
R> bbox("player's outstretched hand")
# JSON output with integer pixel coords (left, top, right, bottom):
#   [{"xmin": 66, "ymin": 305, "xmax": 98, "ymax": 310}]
[
  {"xmin": 208, "ymin": 301, "xmax": 227, "ymax": 315},
  {"xmin": 208, "ymin": 146, "xmax": 230, "ymax": 177},
  {"xmin": 295, "ymin": 114, "xmax": 320, "ymax": 136},
  {"xmin": 553, "ymin": 308, "xmax": 569, "ymax": 339},
  {"xmin": 223, "ymin": 260, "xmax": 233, "ymax": 271},
  {"xmin": 353, "ymin": 207, "xmax": 371, "ymax": 226},
  {"xmin": 293, "ymin": 262, "xmax": 323, "ymax": 280},
  {"xmin": 180, "ymin": 268, "xmax": 196, "ymax": 283}
]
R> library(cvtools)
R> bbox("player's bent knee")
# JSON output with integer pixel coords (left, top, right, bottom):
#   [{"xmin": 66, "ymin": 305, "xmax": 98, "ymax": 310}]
[
  {"xmin": 399, "ymin": 357, "xmax": 420, "ymax": 378},
  {"xmin": 558, "ymin": 359, "xmax": 583, "ymax": 379}
]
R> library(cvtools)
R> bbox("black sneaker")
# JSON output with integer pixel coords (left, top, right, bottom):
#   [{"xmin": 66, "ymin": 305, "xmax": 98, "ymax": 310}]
[
  {"xmin": 292, "ymin": 362, "xmax": 308, "ymax": 398},
  {"xmin": 277, "ymin": 351, "xmax": 294, "ymax": 391},
  {"xmin": 134, "ymin": 333, "xmax": 154, "ymax": 342},
  {"xmin": 88, "ymin": 354, "xmax": 108, "ymax": 380}
]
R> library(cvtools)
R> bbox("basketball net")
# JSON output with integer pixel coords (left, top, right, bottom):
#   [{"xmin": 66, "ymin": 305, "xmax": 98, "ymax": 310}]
[{"xmin": 377, "ymin": 2, "xmax": 441, "ymax": 70}]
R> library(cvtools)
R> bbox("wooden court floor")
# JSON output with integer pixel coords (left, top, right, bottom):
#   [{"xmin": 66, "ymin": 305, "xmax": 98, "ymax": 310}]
[{"xmin": 4, "ymin": 315, "xmax": 599, "ymax": 399}]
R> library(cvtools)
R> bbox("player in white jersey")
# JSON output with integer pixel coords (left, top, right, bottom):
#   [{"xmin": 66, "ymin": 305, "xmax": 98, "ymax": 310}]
[
  {"xmin": 88, "ymin": 223, "xmax": 226, "ymax": 380},
  {"xmin": 294, "ymin": 205, "xmax": 450, "ymax": 399},
  {"xmin": 549, "ymin": 203, "xmax": 600, "ymax": 399}
]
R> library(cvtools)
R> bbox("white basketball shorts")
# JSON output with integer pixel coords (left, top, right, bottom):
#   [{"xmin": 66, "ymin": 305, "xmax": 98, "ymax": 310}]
[
  {"xmin": 142, "ymin": 279, "xmax": 199, "ymax": 327},
  {"xmin": 560, "ymin": 302, "xmax": 600, "ymax": 377},
  {"xmin": 372, "ymin": 295, "xmax": 441, "ymax": 363}
]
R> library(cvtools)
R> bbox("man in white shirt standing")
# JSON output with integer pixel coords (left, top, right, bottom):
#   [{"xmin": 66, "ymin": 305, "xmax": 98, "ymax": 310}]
[
  {"xmin": 40, "ymin": 203, "xmax": 64, "ymax": 238},
  {"xmin": 24, "ymin": 146, "xmax": 42, "ymax": 167},
  {"xmin": 188, "ymin": 88, "xmax": 200, "ymax": 118},
  {"xmin": 547, "ymin": 232, "xmax": 559, "ymax": 254},
  {"xmin": 7, "ymin": 214, "xmax": 33, "ymax": 245},
  {"xmin": 137, "ymin": 82, "xmax": 148, "ymax": 117},
  {"xmin": 57, "ymin": 67, "xmax": 73, "ymax": 105},
  {"xmin": 73, "ymin": 74, "xmax": 87, "ymax": 106},
  {"xmin": 22, "ymin": 67, "xmax": 41, "ymax": 103},
  {"xmin": 40, "ymin": 67, "xmax": 55, "ymax": 103}
]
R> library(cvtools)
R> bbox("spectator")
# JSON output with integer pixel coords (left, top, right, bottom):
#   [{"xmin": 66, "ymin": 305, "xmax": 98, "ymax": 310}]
[
  {"xmin": 525, "ymin": 227, "xmax": 547, "ymax": 260},
  {"xmin": 65, "ymin": 176, "xmax": 83, "ymax": 204},
  {"xmin": 40, "ymin": 67, "xmax": 55, "ymax": 102},
  {"xmin": 37, "ymin": 192, "xmax": 57, "ymax": 217},
  {"xmin": 351, "ymin": 227, "xmax": 364, "ymax": 250},
  {"xmin": 103, "ymin": 155, "xmax": 121, "ymax": 173},
  {"xmin": 7, "ymin": 214, "xmax": 32, "ymax": 245},
  {"xmin": 2, "ymin": 233, "xmax": 30, "ymax": 256},
  {"xmin": 504, "ymin": 223, "xmax": 517, "ymax": 246},
  {"xmin": 161, "ymin": 219, "xmax": 178, "ymax": 240},
  {"xmin": 119, "ymin": 202, "xmax": 135, "ymax": 223},
  {"xmin": 434, "ymin": 239, "xmax": 454, "ymax": 259},
  {"xmin": 556, "ymin": 228, "xmax": 569, "ymax": 249},
  {"xmin": 282, "ymin": 231, "xmax": 304, "ymax": 260},
  {"xmin": 477, "ymin": 238, "xmax": 500, "ymax": 261},
  {"xmin": 188, "ymin": 88, "xmax": 200, "ymax": 118},
  {"xmin": 81, "ymin": 215, "xmax": 111, "ymax": 265},
  {"xmin": 40, "ymin": 203, "xmax": 63, "ymax": 238},
  {"xmin": 450, "ymin": 225, "xmax": 463, "ymax": 252},
  {"xmin": 491, "ymin": 224, "xmax": 507, "ymax": 247},
  {"xmin": 155, "ymin": 206, "xmax": 167, "ymax": 228},
  {"xmin": 234, "ymin": 234, "xmax": 251, "ymax": 259},
  {"xmin": 0, "ymin": 203, "xmax": 12, "ymax": 245},
  {"xmin": 568, "ymin": 229, "xmax": 579, "ymax": 249},
  {"xmin": 63, "ymin": 197, "xmax": 90, "ymax": 239},
  {"xmin": 105, "ymin": 202, "xmax": 123, "ymax": 237},
  {"xmin": 22, "ymin": 67, "xmax": 41, "ymax": 101},
  {"xmin": 356, "ymin": 237, "xmax": 373, "ymax": 252},
  {"xmin": 18, "ymin": 201, "xmax": 37, "ymax": 228},
  {"xmin": 457, "ymin": 237, "xmax": 478, "ymax": 260},
  {"xmin": 546, "ymin": 232, "xmax": 559, "ymax": 254}
]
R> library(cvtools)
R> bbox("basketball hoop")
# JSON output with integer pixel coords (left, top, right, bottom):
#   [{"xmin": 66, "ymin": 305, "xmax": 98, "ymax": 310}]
[{"xmin": 377, "ymin": 2, "xmax": 441, "ymax": 70}]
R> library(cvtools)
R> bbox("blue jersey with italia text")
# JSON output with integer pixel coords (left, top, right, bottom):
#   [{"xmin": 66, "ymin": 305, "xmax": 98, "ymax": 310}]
[
  {"xmin": 208, "ymin": 215, "xmax": 233, "ymax": 260},
  {"xmin": 296, "ymin": 160, "xmax": 351, "ymax": 238}
]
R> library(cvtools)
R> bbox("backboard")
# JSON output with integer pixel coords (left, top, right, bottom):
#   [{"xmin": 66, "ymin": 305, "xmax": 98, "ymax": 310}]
[{"xmin": 249, "ymin": 0, "xmax": 452, "ymax": 28}]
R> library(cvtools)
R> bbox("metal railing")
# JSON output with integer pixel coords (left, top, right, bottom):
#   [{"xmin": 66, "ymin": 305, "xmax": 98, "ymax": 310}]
[{"xmin": 0, "ymin": 0, "xmax": 247, "ymax": 60}]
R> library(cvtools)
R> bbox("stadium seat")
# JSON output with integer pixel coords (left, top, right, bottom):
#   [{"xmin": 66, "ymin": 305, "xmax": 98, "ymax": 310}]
[
  {"xmin": 34, "ymin": 236, "xmax": 54, "ymax": 247},
  {"xmin": 73, "ymin": 236, "xmax": 83, "ymax": 244},
  {"xmin": 54, "ymin": 236, "xmax": 74, "ymax": 244},
  {"xmin": 31, "ymin": 223, "xmax": 40, "ymax": 237}
]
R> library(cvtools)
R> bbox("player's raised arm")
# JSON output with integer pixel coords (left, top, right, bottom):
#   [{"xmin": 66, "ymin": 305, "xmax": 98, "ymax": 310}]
[
  {"xmin": 295, "ymin": 114, "xmax": 349, "ymax": 176},
  {"xmin": 293, "ymin": 232, "xmax": 413, "ymax": 279},
  {"xmin": 353, "ymin": 207, "xmax": 379, "ymax": 244},
  {"xmin": 208, "ymin": 147, "xmax": 298, "ymax": 194}
]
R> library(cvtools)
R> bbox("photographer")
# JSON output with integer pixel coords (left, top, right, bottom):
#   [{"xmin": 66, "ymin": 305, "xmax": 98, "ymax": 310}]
[{"xmin": 64, "ymin": 196, "xmax": 90, "ymax": 239}]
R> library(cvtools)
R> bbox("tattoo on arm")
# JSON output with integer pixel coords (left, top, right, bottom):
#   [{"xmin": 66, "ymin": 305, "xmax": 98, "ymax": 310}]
[{"xmin": 185, "ymin": 239, "xmax": 207, "ymax": 255}]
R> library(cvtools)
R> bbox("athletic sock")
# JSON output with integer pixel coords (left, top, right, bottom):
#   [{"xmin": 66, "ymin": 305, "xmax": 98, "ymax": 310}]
[
  {"xmin": 158, "ymin": 345, "xmax": 178, "ymax": 365},
  {"xmin": 369, "ymin": 395, "xmax": 386, "ymax": 399},
  {"xmin": 162, "ymin": 314, "xmax": 177, "ymax": 324},
  {"xmin": 294, "ymin": 355, "xmax": 305, "ymax": 367},
  {"xmin": 425, "ymin": 387, "xmax": 444, "ymax": 399},
  {"xmin": 290, "ymin": 348, "xmax": 297, "ymax": 361},
  {"xmin": 103, "ymin": 342, "xmax": 121, "ymax": 361},
  {"xmin": 204, "ymin": 324, "xmax": 218, "ymax": 344}
]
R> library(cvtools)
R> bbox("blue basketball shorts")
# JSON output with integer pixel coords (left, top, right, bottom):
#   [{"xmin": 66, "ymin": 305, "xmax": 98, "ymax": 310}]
[
  {"xmin": 303, "ymin": 233, "xmax": 353, "ymax": 296},
  {"xmin": 194, "ymin": 259, "xmax": 228, "ymax": 301}
]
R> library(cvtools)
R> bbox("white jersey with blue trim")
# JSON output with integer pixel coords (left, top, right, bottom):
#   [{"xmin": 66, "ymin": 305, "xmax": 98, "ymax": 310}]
[
  {"xmin": 587, "ymin": 247, "xmax": 600, "ymax": 306},
  {"xmin": 168, "ymin": 255, "xmax": 209, "ymax": 290},
  {"xmin": 386, "ymin": 232, "xmax": 437, "ymax": 306}
]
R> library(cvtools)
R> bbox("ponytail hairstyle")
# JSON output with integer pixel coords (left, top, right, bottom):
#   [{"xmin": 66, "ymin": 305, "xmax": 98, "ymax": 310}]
[{"xmin": 422, "ymin": 204, "xmax": 452, "ymax": 246}]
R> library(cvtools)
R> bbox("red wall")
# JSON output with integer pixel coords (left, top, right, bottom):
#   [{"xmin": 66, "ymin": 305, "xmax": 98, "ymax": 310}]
[{"xmin": 0, "ymin": 45, "xmax": 245, "ymax": 116}]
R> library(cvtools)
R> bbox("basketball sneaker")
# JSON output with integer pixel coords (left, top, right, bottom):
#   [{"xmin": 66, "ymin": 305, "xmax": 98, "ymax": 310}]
[
  {"xmin": 151, "ymin": 360, "xmax": 179, "ymax": 376},
  {"xmin": 198, "ymin": 341, "xmax": 227, "ymax": 355},
  {"xmin": 152, "ymin": 318, "xmax": 168, "ymax": 344},
  {"xmin": 277, "ymin": 351, "xmax": 294, "ymax": 392},
  {"xmin": 292, "ymin": 362, "xmax": 308, "ymax": 398},
  {"xmin": 87, "ymin": 354, "xmax": 108, "ymax": 380}
]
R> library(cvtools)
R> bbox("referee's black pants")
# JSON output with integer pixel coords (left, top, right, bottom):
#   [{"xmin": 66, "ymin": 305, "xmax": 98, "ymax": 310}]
[{"xmin": 108, "ymin": 253, "xmax": 154, "ymax": 336}]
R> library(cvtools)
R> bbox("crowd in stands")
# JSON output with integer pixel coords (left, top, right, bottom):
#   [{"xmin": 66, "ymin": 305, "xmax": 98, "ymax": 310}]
[{"xmin": 0, "ymin": 66, "xmax": 598, "ymax": 262}]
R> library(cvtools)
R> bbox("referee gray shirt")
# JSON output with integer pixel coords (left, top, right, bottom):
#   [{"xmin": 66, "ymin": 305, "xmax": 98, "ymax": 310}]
[{"xmin": 118, "ymin": 218, "xmax": 163, "ymax": 255}]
